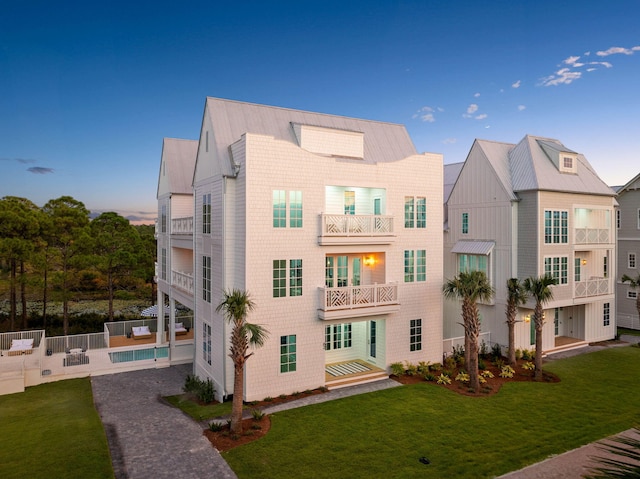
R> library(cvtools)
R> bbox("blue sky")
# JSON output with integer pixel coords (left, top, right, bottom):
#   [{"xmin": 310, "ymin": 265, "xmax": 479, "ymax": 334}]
[{"xmin": 1, "ymin": 1, "xmax": 639, "ymax": 223}]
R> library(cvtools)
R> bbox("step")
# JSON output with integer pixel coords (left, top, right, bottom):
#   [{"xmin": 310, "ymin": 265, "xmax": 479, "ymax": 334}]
[{"xmin": 326, "ymin": 371, "xmax": 389, "ymax": 390}]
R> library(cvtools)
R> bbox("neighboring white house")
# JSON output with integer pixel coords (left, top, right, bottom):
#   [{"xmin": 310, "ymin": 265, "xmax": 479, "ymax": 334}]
[
  {"xmin": 444, "ymin": 135, "xmax": 617, "ymax": 354},
  {"xmin": 160, "ymin": 98, "xmax": 444, "ymax": 402},
  {"xmin": 615, "ymin": 172, "xmax": 640, "ymax": 330}
]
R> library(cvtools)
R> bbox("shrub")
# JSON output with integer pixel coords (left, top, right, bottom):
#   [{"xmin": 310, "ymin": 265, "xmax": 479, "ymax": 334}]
[
  {"xmin": 499, "ymin": 365, "xmax": 515, "ymax": 378},
  {"xmin": 196, "ymin": 379, "xmax": 216, "ymax": 404},
  {"xmin": 515, "ymin": 348, "xmax": 522, "ymax": 360},
  {"xmin": 263, "ymin": 396, "xmax": 273, "ymax": 402},
  {"xmin": 479, "ymin": 375, "xmax": 487, "ymax": 384},
  {"xmin": 481, "ymin": 370, "xmax": 494, "ymax": 379},
  {"xmin": 208, "ymin": 421, "xmax": 224, "ymax": 432},
  {"xmin": 183, "ymin": 374, "xmax": 200, "ymax": 394},
  {"xmin": 292, "ymin": 391, "xmax": 302, "ymax": 397},
  {"xmin": 491, "ymin": 343, "xmax": 502, "ymax": 359},
  {"xmin": 436, "ymin": 374, "xmax": 451, "ymax": 385},
  {"xmin": 390, "ymin": 362, "xmax": 405, "ymax": 376},
  {"xmin": 417, "ymin": 361, "xmax": 431, "ymax": 375},
  {"xmin": 478, "ymin": 358, "xmax": 486, "ymax": 370},
  {"xmin": 251, "ymin": 409, "xmax": 265, "ymax": 420},
  {"xmin": 405, "ymin": 361, "xmax": 418, "ymax": 376},
  {"xmin": 278, "ymin": 394, "xmax": 287, "ymax": 399},
  {"xmin": 521, "ymin": 349, "xmax": 531, "ymax": 360},
  {"xmin": 429, "ymin": 362, "xmax": 442, "ymax": 372},
  {"xmin": 424, "ymin": 372, "xmax": 436, "ymax": 382},
  {"xmin": 318, "ymin": 386, "xmax": 329, "ymax": 392},
  {"xmin": 452, "ymin": 344, "xmax": 465, "ymax": 363},
  {"xmin": 494, "ymin": 358, "xmax": 505, "ymax": 369},
  {"xmin": 522, "ymin": 361, "xmax": 535, "ymax": 371},
  {"xmin": 455, "ymin": 372, "xmax": 470, "ymax": 383},
  {"xmin": 479, "ymin": 341, "xmax": 489, "ymax": 358},
  {"xmin": 444, "ymin": 356, "xmax": 457, "ymax": 370}
]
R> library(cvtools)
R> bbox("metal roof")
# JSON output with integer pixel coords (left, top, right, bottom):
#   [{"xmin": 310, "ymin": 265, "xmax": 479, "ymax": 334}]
[
  {"xmin": 444, "ymin": 162, "xmax": 464, "ymax": 202},
  {"xmin": 159, "ymin": 138, "xmax": 198, "ymax": 195},
  {"xmin": 451, "ymin": 240, "xmax": 495, "ymax": 255},
  {"xmin": 202, "ymin": 97, "xmax": 418, "ymax": 176}
]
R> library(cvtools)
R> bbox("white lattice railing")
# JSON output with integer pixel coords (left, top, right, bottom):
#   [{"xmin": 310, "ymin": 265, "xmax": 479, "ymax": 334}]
[
  {"xmin": 171, "ymin": 216, "xmax": 193, "ymax": 235},
  {"xmin": 171, "ymin": 270, "xmax": 194, "ymax": 294},
  {"xmin": 321, "ymin": 214, "xmax": 394, "ymax": 236},
  {"xmin": 321, "ymin": 283, "xmax": 398, "ymax": 311},
  {"xmin": 574, "ymin": 228, "xmax": 610, "ymax": 244},
  {"xmin": 575, "ymin": 278, "xmax": 611, "ymax": 298}
]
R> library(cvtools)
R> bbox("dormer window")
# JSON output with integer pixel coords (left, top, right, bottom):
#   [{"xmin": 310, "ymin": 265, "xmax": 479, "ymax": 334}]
[{"xmin": 559, "ymin": 154, "xmax": 577, "ymax": 174}]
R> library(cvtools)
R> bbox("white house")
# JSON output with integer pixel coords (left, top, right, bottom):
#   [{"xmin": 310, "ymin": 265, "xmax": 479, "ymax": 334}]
[
  {"xmin": 444, "ymin": 135, "xmax": 617, "ymax": 354},
  {"xmin": 615, "ymin": 172, "xmax": 640, "ymax": 330},
  {"xmin": 160, "ymin": 98, "xmax": 444, "ymax": 402}
]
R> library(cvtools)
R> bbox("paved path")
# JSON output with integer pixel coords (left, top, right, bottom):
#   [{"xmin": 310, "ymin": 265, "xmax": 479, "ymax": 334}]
[{"xmin": 91, "ymin": 364, "xmax": 237, "ymax": 479}]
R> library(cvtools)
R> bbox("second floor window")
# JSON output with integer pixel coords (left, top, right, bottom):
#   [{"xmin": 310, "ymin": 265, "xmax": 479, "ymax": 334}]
[
  {"xmin": 405, "ymin": 250, "xmax": 426, "ymax": 282},
  {"xmin": 273, "ymin": 190, "xmax": 302, "ymax": 228},
  {"xmin": 544, "ymin": 210, "xmax": 568, "ymax": 244},
  {"xmin": 273, "ymin": 259, "xmax": 302, "ymax": 297},
  {"xmin": 545, "ymin": 256, "xmax": 568, "ymax": 284},
  {"xmin": 462, "ymin": 212, "xmax": 469, "ymax": 234},
  {"xmin": 202, "ymin": 194, "xmax": 211, "ymax": 234},
  {"xmin": 405, "ymin": 196, "xmax": 426, "ymax": 228},
  {"xmin": 629, "ymin": 253, "xmax": 637, "ymax": 269},
  {"xmin": 161, "ymin": 205, "xmax": 167, "ymax": 233},
  {"xmin": 203, "ymin": 322, "xmax": 211, "ymax": 365}
]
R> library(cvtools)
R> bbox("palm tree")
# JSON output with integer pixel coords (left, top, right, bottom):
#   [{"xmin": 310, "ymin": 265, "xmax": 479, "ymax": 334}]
[
  {"xmin": 621, "ymin": 273, "xmax": 640, "ymax": 325},
  {"xmin": 216, "ymin": 289, "xmax": 269, "ymax": 435},
  {"xmin": 505, "ymin": 278, "xmax": 529, "ymax": 366},
  {"xmin": 443, "ymin": 270, "xmax": 495, "ymax": 392},
  {"xmin": 523, "ymin": 275, "xmax": 556, "ymax": 380}
]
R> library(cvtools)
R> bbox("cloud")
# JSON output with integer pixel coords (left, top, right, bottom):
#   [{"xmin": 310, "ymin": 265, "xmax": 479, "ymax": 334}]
[
  {"xmin": 518, "ymin": 105, "xmax": 526, "ymax": 111},
  {"xmin": 27, "ymin": 167, "xmax": 54, "ymax": 174},
  {"xmin": 475, "ymin": 114, "xmax": 488, "ymax": 120},
  {"xmin": 474, "ymin": 92, "xmax": 480, "ymax": 98},
  {"xmin": 466, "ymin": 104, "xmax": 478, "ymax": 114},
  {"xmin": 412, "ymin": 106, "xmax": 438, "ymax": 122},
  {"xmin": 442, "ymin": 138, "xmax": 457, "ymax": 145},
  {"xmin": 596, "ymin": 46, "xmax": 637, "ymax": 56},
  {"xmin": 512, "ymin": 80, "xmax": 521, "ymax": 88},
  {"xmin": 540, "ymin": 67, "xmax": 582, "ymax": 86},
  {"xmin": 0, "ymin": 157, "xmax": 37, "ymax": 164}
]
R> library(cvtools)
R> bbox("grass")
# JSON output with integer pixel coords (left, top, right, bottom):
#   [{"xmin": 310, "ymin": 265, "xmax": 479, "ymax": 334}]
[
  {"xmin": 164, "ymin": 393, "xmax": 232, "ymax": 420},
  {"xmin": 619, "ymin": 327, "xmax": 640, "ymax": 337},
  {"xmin": 223, "ymin": 346, "xmax": 640, "ymax": 479},
  {"xmin": 0, "ymin": 378, "xmax": 113, "ymax": 479}
]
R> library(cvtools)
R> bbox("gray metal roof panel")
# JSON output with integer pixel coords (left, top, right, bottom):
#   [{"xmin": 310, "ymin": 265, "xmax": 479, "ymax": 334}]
[
  {"xmin": 162, "ymin": 138, "xmax": 198, "ymax": 194},
  {"xmin": 451, "ymin": 240, "xmax": 496, "ymax": 255}
]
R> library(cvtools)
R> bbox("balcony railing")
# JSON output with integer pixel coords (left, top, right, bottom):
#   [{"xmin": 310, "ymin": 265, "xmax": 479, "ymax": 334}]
[
  {"xmin": 320, "ymin": 283, "xmax": 398, "ymax": 312},
  {"xmin": 321, "ymin": 214, "xmax": 394, "ymax": 236},
  {"xmin": 171, "ymin": 270, "xmax": 194, "ymax": 294},
  {"xmin": 172, "ymin": 216, "xmax": 193, "ymax": 235},
  {"xmin": 575, "ymin": 278, "xmax": 611, "ymax": 298},
  {"xmin": 574, "ymin": 228, "xmax": 610, "ymax": 244}
]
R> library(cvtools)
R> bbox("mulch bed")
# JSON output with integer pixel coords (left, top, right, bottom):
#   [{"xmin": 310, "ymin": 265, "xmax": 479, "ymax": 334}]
[{"xmin": 204, "ymin": 416, "xmax": 271, "ymax": 452}]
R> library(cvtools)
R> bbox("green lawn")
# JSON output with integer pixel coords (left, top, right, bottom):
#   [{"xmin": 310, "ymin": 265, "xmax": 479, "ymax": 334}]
[
  {"xmin": 224, "ymin": 346, "xmax": 640, "ymax": 479},
  {"xmin": 0, "ymin": 378, "xmax": 113, "ymax": 479},
  {"xmin": 165, "ymin": 393, "xmax": 232, "ymax": 420}
]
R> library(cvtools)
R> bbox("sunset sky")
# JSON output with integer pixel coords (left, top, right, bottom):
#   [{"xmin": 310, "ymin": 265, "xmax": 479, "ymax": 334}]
[{"xmin": 1, "ymin": 1, "xmax": 639, "ymax": 223}]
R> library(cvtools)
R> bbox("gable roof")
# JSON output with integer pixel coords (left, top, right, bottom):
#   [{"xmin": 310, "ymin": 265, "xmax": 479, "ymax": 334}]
[
  {"xmin": 469, "ymin": 135, "xmax": 615, "ymax": 198},
  {"xmin": 157, "ymin": 138, "xmax": 198, "ymax": 197},
  {"xmin": 616, "ymin": 171, "xmax": 640, "ymax": 196},
  {"xmin": 443, "ymin": 162, "xmax": 464, "ymax": 203},
  {"xmin": 201, "ymin": 97, "xmax": 418, "ymax": 176}
]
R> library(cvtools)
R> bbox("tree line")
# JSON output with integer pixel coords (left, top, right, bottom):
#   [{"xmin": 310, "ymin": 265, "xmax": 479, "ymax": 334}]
[{"xmin": 0, "ymin": 195, "xmax": 156, "ymax": 335}]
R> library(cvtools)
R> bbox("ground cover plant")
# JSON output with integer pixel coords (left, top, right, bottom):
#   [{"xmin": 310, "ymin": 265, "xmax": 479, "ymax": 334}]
[
  {"xmin": 0, "ymin": 378, "xmax": 113, "ymax": 479},
  {"xmin": 223, "ymin": 346, "xmax": 640, "ymax": 479}
]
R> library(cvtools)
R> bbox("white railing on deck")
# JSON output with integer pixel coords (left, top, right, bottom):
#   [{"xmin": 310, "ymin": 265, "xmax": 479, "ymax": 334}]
[
  {"xmin": 46, "ymin": 333, "xmax": 108, "ymax": 354},
  {"xmin": 575, "ymin": 278, "xmax": 611, "ymax": 298},
  {"xmin": 171, "ymin": 216, "xmax": 193, "ymax": 234},
  {"xmin": 0, "ymin": 330, "xmax": 44, "ymax": 350},
  {"xmin": 171, "ymin": 270, "xmax": 194, "ymax": 294},
  {"xmin": 321, "ymin": 283, "xmax": 398, "ymax": 310},
  {"xmin": 443, "ymin": 332, "xmax": 491, "ymax": 357},
  {"xmin": 104, "ymin": 319, "xmax": 158, "ymax": 337},
  {"xmin": 574, "ymin": 228, "xmax": 610, "ymax": 244},
  {"xmin": 321, "ymin": 214, "xmax": 394, "ymax": 236}
]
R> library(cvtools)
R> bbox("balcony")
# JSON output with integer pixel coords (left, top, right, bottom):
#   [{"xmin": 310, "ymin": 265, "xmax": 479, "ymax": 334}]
[
  {"xmin": 318, "ymin": 214, "xmax": 395, "ymax": 246},
  {"xmin": 574, "ymin": 278, "xmax": 611, "ymax": 298},
  {"xmin": 574, "ymin": 228, "xmax": 611, "ymax": 244},
  {"xmin": 318, "ymin": 283, "xmax": 400, "ymax": 320},
  {"xmin": 172, "ymin": 216, "xmax": 193, "ymax": 235},
  {"xmin": 171, "ymin": 270, "xmax": 193, "ymax": 295}
]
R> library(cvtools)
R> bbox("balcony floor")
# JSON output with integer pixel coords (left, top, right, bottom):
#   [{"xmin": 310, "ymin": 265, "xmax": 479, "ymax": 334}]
[{"xmin": 109, "ymin": 330, "xmax": 194, "ymax": 348}]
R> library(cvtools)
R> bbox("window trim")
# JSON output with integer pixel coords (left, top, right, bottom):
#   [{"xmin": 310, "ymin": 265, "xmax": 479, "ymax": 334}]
[
  {"xmin": 461, "ymin": 212, "xmax": 469, "ymax": 235},
  {"xmin": 603, "ymin": 302, "xmax": 610, "ymax": 327},
  {"xmin": 629, "ymin": 253, "xmax": 637, "ymax": 269},
  {"xmin": 280, "ymin": 335, "xmax": 297, "ymax": 373},
  {"xmin": 627, "ymin": 290, "xmax": 637, "ymax": 299},
  {"xmin": 410, "ymin": 319, "xmax": 422, "ymax": 352},
  {"xmin": 544, "ymin": 256, "xmax": 568, "ymax": 285},
  {"xmin": 202, "ymin": 193, "xmax": 211, "ymax": 234},
  {"xmin": 544, "ymin": 210, "xmax": 569, "ymax": 244},
  {"xmin": 202, "ymin": 255, "xmax": 211, "ymax": 303}
]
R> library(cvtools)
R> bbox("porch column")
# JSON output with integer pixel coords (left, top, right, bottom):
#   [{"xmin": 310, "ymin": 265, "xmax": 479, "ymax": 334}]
[{"xmin": 156, "ymin": 291, "xmax": 165, "ymax": 344}]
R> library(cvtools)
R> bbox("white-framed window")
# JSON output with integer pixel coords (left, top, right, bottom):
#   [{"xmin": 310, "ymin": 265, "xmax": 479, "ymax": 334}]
[
  {"xmin": 617, "ymin": 209, "xmax": 621, "ymax": 229},
  {"xmin": 544, "ymin": 256, "xmax": 568, "ymax": 284},
  {"xmin": 161, "ymin": 205, "xmax": 167, "ymax": 233},
  {"xmin": 404, "ymin": 197, "xmax": 414, "ymax": 228},
  {"xmin": 603, "ymin": 303, "xmax": 610, "ymax": 326},
  {"xmin": 203, "ymin": 322, "xmax": 211, "ymax": 365},
  {"xmin": 202, "ymin": 256, "xmax": 211, "ymax": 303},
  {"xmin": 273, "ymin": 259, "xmax": 302, "ymax": 297},
  {"xmin": 404, "ymin": 250, "xmax": 414, "ymax": 282},
  {"xmin": 563, "ymin": 157, "xmax": 573, "ymax": 169},
  {"xmin": 574, "ymin": 258, "xmax": 581, "ymax": 282},
  {"xmin": 637, "ymin": 208, "xmax": 640, "ymax": 229},
  {"xmin": 273, "ymin": 190, "xmax": 302, "ymax": 228},
  {"xmin": 344, "ymin": 191, "xmax": 355, "ymax": 215},
  {"xmin": 544, "ymin": 210, "xmax": 568, "ymax": 244},
  {"xmin": 280, "ymin": 335, "xmax": 296, "ymax": 373},
  {"xmin": 458, "ymin": 254, "xmax": 488, "ymax": 276},
  {"xmin": 462, "ymin": 212, "xmax": 469, "ymax": 234},
  {"xmin": 202, "ymin": 194, "xmax": 211, "ymax": 234},
  {"xmin": 417, "ymin": 250, "xmax": 426, "ymax": 281},
  {"xmin": 405, "ymin": 250, "xmax": 427, "ymax": 282},
  {"xmin": 404, "ymin": 196, "xmax": 426, "ymax": 228},
  {"xmin": 410, "ymin": 319, "xmax": 422, "ymax": 352},
  {"xmin": 629, "ymin": 253, "xmax": 637, "ymax": 269},
  {"xmin": 627, "ymin": 290, "xmax": 638, "ymax": 299},
  {"xmin": 325, "ymin": 324, "xmax": 352, "ymax": 350},
  {"xmin": 416, "ymin": 197, "xmax": 426, "ymax": 228}
]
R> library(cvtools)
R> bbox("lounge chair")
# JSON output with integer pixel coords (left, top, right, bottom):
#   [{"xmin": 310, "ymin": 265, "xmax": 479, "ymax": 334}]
[
  {"xmin": 131, "ymin": 326, "xmax": 152, "ymax": 339},
  {"xmin": 8, "ymin": 338, "xmax": 34, "ymax": 356},
  {"xmin": 175, "ymin": 322, "xmax": 188, "ymax": 336}
]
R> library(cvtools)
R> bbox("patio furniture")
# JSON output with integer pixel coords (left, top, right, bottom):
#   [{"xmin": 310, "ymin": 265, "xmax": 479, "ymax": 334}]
[
  {"xmin": 8, "ymin": 338, "xmax": 34, "ymax": 356},
  {"xmin": 64, "ymin": 351, "xmax": 89, "ymax": 367},
  {"xmin": 131, "ymin": 326, "xmax": 152, "ymax": 339},
  {"xmin": 175, "ymin": 322, "xmax": 188, "ymax": 336}
]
